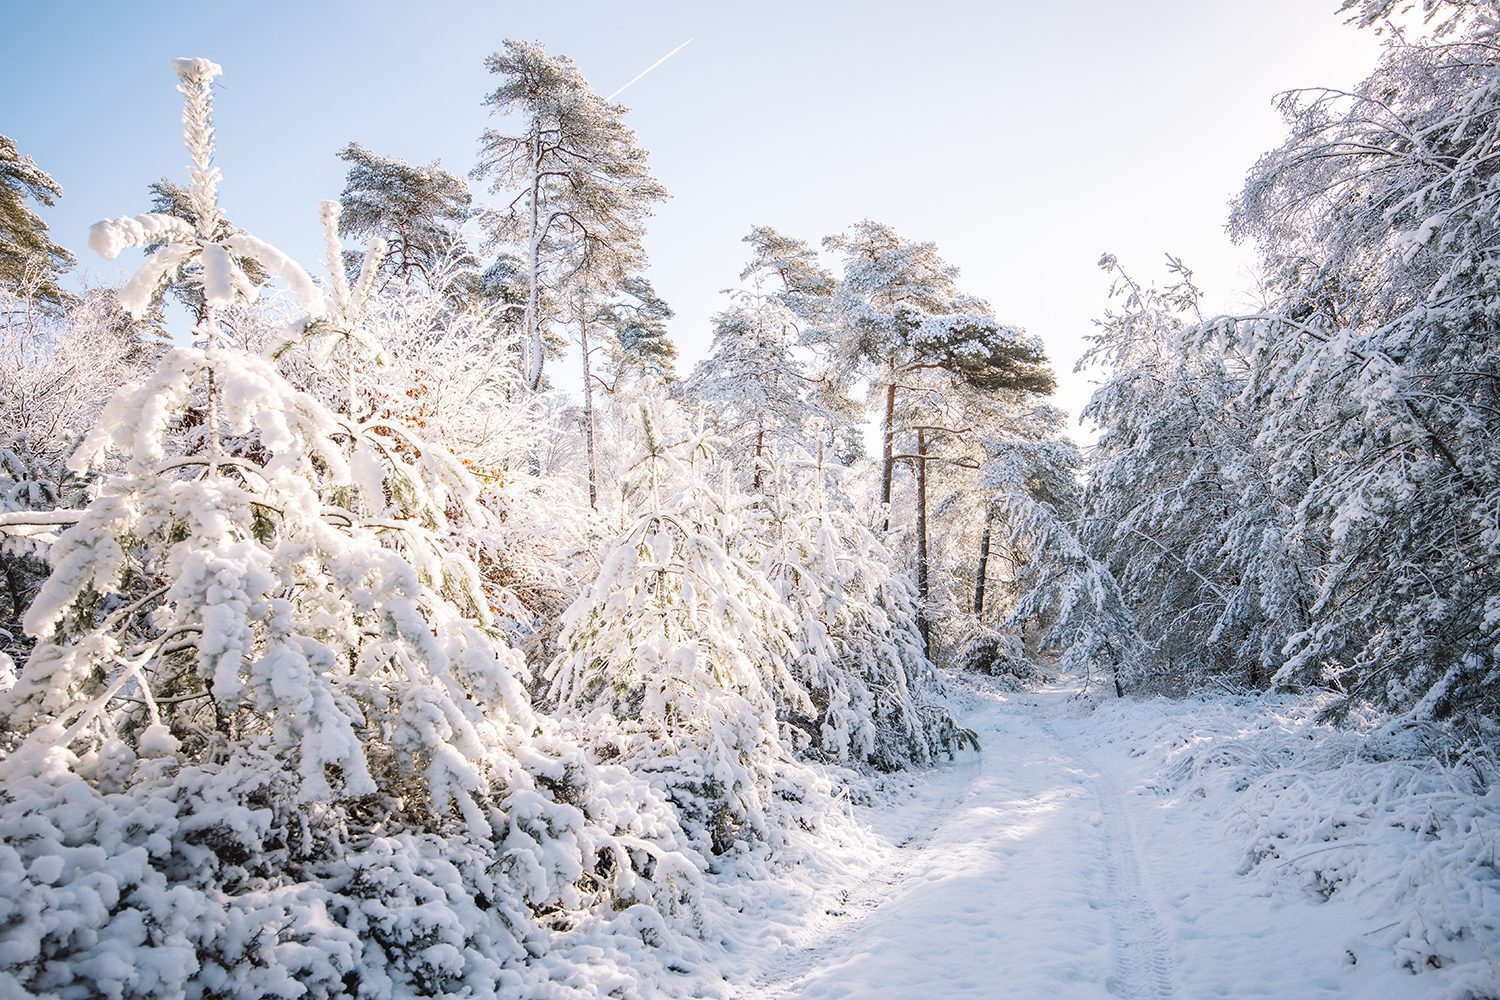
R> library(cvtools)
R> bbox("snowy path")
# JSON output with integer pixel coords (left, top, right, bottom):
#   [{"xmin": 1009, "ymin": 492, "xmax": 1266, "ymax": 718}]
[{"xmin": 738, "ymin": 677, "xmax": 1434, "ymax": 1000}]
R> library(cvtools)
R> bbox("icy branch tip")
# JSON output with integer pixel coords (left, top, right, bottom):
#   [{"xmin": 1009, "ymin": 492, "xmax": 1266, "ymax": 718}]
[
  {"xmin": 171, "ymin": 57, "xmax": 223, "ymax": 81},
  {"xmin": 319, "ymin": 200, "xmax": 342, "ymax": 223}
]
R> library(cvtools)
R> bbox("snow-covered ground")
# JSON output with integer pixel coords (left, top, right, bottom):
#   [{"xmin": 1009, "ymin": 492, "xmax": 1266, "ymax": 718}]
[{"xmin": 723, "ymin": 675, "xmax": 1498, "ymax": 999}]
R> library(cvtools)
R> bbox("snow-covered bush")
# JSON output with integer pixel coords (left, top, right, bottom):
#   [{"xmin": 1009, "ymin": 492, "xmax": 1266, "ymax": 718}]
[
  {"xmin": 755, "ymin": 447, "xmax": 971, "ymax": 769},
  {"xmin": 547, "ymin": 402, "xmax": 812, "ymax": 856},
  {"xmin": 0, "ymin": 284, "xmax": 158, "ymax": 669},
  {"xmin": 1150, "ymin": 697, "xmax": 1500, "ymax": 997},
  {"xmin": 0, "ymin": 56, "xmax": 715, "ymax": 999}
]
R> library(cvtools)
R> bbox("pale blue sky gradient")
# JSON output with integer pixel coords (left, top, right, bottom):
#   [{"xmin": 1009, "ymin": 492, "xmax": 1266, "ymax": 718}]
[{"xmin": 2, "ymin": 1, "xmax": 1382, "ymax": 426}]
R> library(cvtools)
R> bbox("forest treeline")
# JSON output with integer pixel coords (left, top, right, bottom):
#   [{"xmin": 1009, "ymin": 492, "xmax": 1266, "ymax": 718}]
[{"xmin": 0, "ymin": 0, "xmax": 1494, "ymax": 994}]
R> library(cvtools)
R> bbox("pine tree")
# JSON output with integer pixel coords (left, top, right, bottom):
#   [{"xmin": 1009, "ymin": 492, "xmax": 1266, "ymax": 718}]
[
  {"xmin": 574, "ymin": 274, "xmax": 676, "ymax": 508},
  {"xmin": 753, "ymin": 446, "xmax": 974, "ymax": 767},
  {"xmin": 0, "ymin": 134, "xmax": 75, "ymax": 310},
  {"xmin": 336, "ymin": 141, "xmax": 473, "ymax": 285},
  {"xmin": 823, "ymin": 221, "xmax": 1055, "ymax": 650},
  {"xmin": 824, "ymin": 221, "xmax": 1054, "ymax": 530},
  {"xmin": 686, "ymin": 227, "xmax": 845, "ymax": 490},
  {"xmin": 546, "ymin": 402, "xmax": 809, "ymax": 854},
  {"xmin": 600, "ymin": 275, "xmax": 676, "ymax": 385},
  {"xmin": 474, "ymin": 40, "xmax": 668, "ymax": 393}
]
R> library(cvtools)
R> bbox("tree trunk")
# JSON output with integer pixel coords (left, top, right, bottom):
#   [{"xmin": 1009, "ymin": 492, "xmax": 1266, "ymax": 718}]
[
  {"xmin": 880, "ymin": 376, "xmax": 897, "ymax": 532},
  {"xmin": 973, "ymin": 508, "xmax": 993, "ymax": 616},
  {"xmin": 580, "ymin": 297, "xmax": 598, "ymax": 509},
  {"xmin": 751, "ymin": 420, "xmax": 765, "ymax": 493},
  {"xmin": 915, "ymin": 428, "xmax": 931, "ymax": 656},
  {"xmin": 203, "ymin": 309, "xmax": 222, "ymax": 478},
  {"xmin": 0, "ymin": 549, "xmax": 24, "ymax": 621},
  {"xmin": 524, "ymin": 126, "xmax": 543, "ymax": 393}
]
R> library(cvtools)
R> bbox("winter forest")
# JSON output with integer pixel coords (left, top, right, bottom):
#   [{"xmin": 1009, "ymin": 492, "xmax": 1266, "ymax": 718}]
[{"xmin": 0, "ymin": 0, "xmax": 1497, "ymax": 997}]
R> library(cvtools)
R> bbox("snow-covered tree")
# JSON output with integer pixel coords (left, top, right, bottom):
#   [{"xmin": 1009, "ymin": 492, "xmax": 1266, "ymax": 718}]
[
  {"xmin": 546, "ymin": 402, "xmax": 810, "ymax": 855},
  {"xmin": 686, "ymin": 226, "xmax": 847, "ymax": 489},
  {"xmin": 0, "ymin": 57, "xmax": 708, "ymax": 998},
  {"xmin": 0, "ymin": 286, "xmax": 157, "ymax": 665},
  {"xmin": 336, "ymin": 141, "xmax": 473, "ymax": 285},
  {"xmin": 1078, "ymin": 256, "xmax": 1279, "ymax": 689},
  {"xmin": 138, "ymin": 177, "xmax": 271, "ymax": 327},
  {"xmin": 600, "ymin": 274, "xmax": 677, "ymax": 386},
  {"xmin": 821, "ymin": 221, "xmax": 1055, "ymax": 650},
  {"xmin": 574, "ymin": 274, "xmax": 676, "ymax": 508},
  {"xmin": 1222, "ymin": 6, "xmax": 1500, "ymax": 726},
  {"xmin": 0, "ymin": 133, "xmax": 75, "ymax": 310},
  {"xmin": 474, "ymin": 40, "xmax": 668, "ymax": 393},
  {"xmin": 754, "ymin": 446, "xmax": 973, "ymax": 768},
  {"xmin": 823, "ymin": 220, "xmax": 1054, "ymax": 533},
  {"xmin": 982, "ymin": 438, "xmax": 1145, "ymax": 697}
]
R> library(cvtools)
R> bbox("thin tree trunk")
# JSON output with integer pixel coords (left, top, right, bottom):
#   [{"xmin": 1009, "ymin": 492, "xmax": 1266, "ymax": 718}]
[
  {"xmin": 580, "ymin": 296, "xmax": 598, "ymax": 509},
  {"xmin": 752, "ymin": 420, "xmax": 765, "ymax": 493},
  {"xmin": 525, "ymin": 127, "xmax": 543, "ymax": 393},
  {"xmin": 973, "ymin": 508, "xmax": 993, "ymax": 616},
  {"xmin": 915, "ymin": 428, "xmax": 930, "ymax": 656},
  {"xmin": 880, "ymin": 376, "xmax": 897, "ymax": 532},
  {"xmin": 1109, "ymin": 644, "xmax": 1125, "ymax": 698},
  {"xmin": 1, "ymin": 549, "xmax": 24, "ymax": 621},
  {"xmin": 201, "ymin": 302, "xmax": 221, "ymax": 478}
]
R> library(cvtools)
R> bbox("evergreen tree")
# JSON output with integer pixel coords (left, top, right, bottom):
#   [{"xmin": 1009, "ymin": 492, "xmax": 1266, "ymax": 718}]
[
  {"xmin": 336, "ymin": 141, "xmax": 473, "ymax": 285},
  {"xmin": 822, "ymin": 222, "xmax": 1055, "ymax": 649},
  {"xmin": 546, "ymin": 403, "xmax": 808, "ymax": 855},
  {"xmin": 823, "ymin": 221, "xmax": 1054, "ymax": 530},
  {"xmin": 601, "ymin": 275, "xmax": 676, "ymax": 385},
  {"xmin": 753, "ymin": 446, "xmax": 974, "ymax": 768},
  {"xmin": 474, "ymin": 40, "xmax": 669, "ymax": 393},
  {"xmin": 686, "ymin": 227, "xmax": 847, "ymax": 490},
  {"xmin": 134, "ymin": 177, "xmax": 272, "ymax": 326},
  {"xmin": 573, "ymin": 274, "xmax": 675, "ymax": 508},
  {"xmin": 0, "ymin": 134, "xmax": 75, "ymax": 310}
]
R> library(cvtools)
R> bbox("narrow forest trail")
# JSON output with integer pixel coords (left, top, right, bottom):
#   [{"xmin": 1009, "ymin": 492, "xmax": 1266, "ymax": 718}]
[{"xmin": 738, "ymin": 676, "xmax": 1433, "ymax": 1000}]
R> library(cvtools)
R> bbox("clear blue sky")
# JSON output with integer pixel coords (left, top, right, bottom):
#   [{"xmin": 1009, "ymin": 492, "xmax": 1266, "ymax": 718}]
[{"xmin": 3, "ymin": 1, "xmax": 1381, "ymax": 426}]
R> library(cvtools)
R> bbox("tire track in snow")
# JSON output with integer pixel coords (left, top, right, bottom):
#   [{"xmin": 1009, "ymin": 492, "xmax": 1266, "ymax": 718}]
[
  {"xmin": 1095, "ymin": 767, "xmax": 1178, "ymax": 1000},
  {"xmin": 1041, "ymin": 715, "xmax": 1178, "ymax": 1000}
]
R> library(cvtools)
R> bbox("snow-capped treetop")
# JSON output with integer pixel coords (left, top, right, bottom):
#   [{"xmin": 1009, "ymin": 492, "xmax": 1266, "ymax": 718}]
[
  {"xmin": 474, "ymin": 38, "xmax": 669, "ymax": 392},
  {"xmin": 88, "ymin": 59, "xmax": 323, "ymax": 327}
]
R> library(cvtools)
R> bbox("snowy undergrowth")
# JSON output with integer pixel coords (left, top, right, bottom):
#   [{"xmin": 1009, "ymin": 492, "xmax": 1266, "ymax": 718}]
[
  {"xmin": 0, "ymin": 735, "xmax": 727, "ymax": 999},
  {"xmin": 1107, "ymin": 690, "xmax": 1500, "ymax": 998}
]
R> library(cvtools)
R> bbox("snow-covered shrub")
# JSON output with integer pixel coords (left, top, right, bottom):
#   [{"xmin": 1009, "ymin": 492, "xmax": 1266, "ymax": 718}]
[
  {"xmin": 0, "ymin": 730, "xmax": 715, "ymax": 999},
  {"xmin": 548, "ymin": 402, "xmax": 829, "ymax": 856},
  {"xmin": 0, "ymin": 56, "xmax": 715, "ymax": 998},
  {"xmin": 755, "ymin": 447, "xmax": 971, "ymax": 769},
  {"xmin": 1151, "ymin": 697, "xmax": 1500, "ymax": 996},
  {"xmin": 268, "ymin": 213, "xmax": 593, "ymax": 647},
  {"xmin": 951, "ymin": 626, "xmax": 1044, "ymax": 690},
  {"xmin": 0, "ymin": 284, "xmax": 158, "ymax": 667}
]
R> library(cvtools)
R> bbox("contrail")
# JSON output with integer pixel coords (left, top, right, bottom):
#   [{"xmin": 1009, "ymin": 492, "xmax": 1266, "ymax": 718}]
[{"xmin": 608, "ymin": 38, "xmax": 693, "ymax": 100}]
